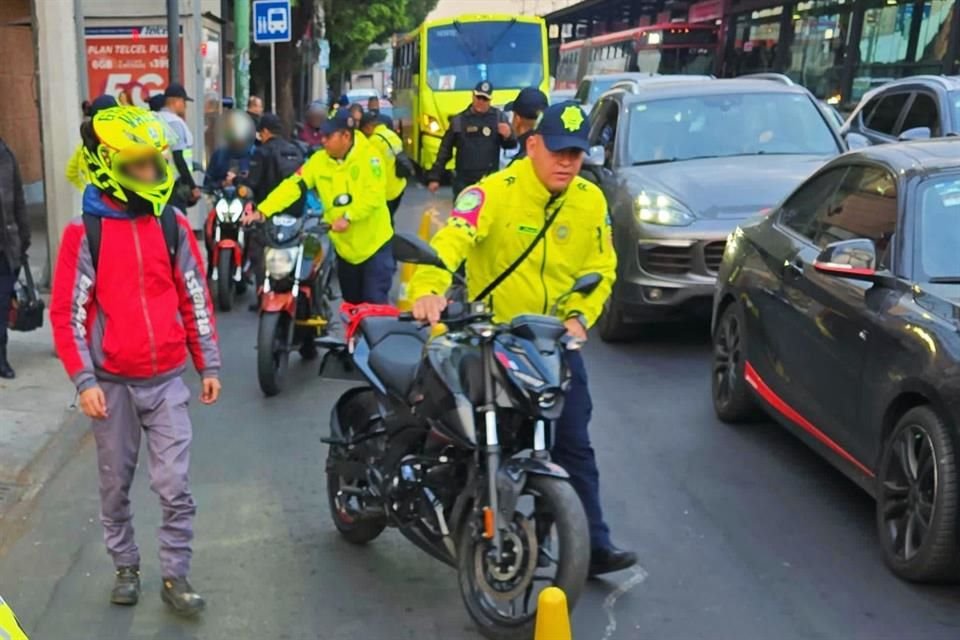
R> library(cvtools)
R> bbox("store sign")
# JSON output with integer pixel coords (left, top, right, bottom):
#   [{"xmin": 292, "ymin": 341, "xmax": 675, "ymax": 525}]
[
  {"xmin": 85, "ymin": 26, "xmax": 184, "ymax": 107},
  {"xmin": 689, "ymin": 0, "xmax": 723, "ymax": 23}
]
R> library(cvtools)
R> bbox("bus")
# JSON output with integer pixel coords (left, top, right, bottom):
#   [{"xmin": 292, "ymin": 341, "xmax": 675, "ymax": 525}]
[
  {"xmin": 554, "ymin": 23, "xmax": 718, "ymax": 90},
  {"xmin": 392, "ymin": 14, "xmax": 549, "ymax": 171}
]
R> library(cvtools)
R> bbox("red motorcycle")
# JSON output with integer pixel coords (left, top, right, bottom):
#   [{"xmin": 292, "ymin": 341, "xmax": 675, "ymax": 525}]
[{"xmin": 205, "ymin": 184, "xmax": 254, "ymax": 311}]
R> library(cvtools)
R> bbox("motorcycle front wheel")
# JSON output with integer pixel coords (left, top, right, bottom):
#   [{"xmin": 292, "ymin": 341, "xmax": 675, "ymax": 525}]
[
  {"xmin": 457, "ymin": 475, "xmax": 590, "ymax": 640},
  {"xmin": 257, "ymin": 311, "xmax": 291, "ymax": 396},
  {"xmin": 217, "ymin": 251, "xmax": 235, "ymax": 312}
]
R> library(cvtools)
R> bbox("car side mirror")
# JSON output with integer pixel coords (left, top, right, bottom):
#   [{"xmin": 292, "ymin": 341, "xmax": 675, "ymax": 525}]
[
  {"xmin": 392, "ymin": 232, "xmax": 445, "ymax": 268},
  {"xmin": 844, "ymin": 132, "xmax": 871, "ymax": 151},
  {"xmin": 813, "ymin": 238, "xmax": 878, "ymax": 281},
  {"xmin": 571, "ymin": 272, "xmax": 602, "ymax": 296},
  {"xmin": 899, "ymin": 126, "xmax": 932, "ymax": 142},
  {"xmin": 584, "ymin": 145, "xmax": 605, "ymax": 167}
]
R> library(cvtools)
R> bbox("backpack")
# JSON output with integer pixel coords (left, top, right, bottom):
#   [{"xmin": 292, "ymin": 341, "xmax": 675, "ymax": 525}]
[
  {"xmin": 82, "ymin": 206, "xmax": 179, "ymax": 272},
  {"xmin": 374, "ymin": 132, "xmax": 415, "ymax": 179},
  {"xmin": 274, "ymin": 139, "xmax": 306, "ymax": 180}
]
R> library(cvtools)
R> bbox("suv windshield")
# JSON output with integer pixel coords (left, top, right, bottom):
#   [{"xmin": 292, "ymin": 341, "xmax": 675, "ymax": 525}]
[
  {"xmin": 626, "ymin": 92, "xmax": 839, "ymax": 164},
  {"xmin": 951, "ymin": 91, "xmax": 960, "ymax": 131},
  {"xmin": 916, "ymin": 174, "xmax": 960, "ymax": 281},
  {"xmin": 426, "ymin": 22, "xmax": 543, "ymax": 91},
  {"xmin": 577, "ymin": 78, "xmax": 620, "ymax": 105}
]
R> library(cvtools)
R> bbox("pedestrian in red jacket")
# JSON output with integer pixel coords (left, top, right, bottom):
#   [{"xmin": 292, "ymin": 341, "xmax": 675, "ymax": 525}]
[{"xmin": 50, "ymin": 106, "xmax": 221, "ymax": 616}]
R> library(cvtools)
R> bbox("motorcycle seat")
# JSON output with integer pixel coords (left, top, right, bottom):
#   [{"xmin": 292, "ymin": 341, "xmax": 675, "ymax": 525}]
[
  {"xmin": 368, "ymin": 333, "xmax": 424, "ymax": 397},
  {"xmin": 359, "ymin": 317, "xmax": 426, "ymax": 346}
]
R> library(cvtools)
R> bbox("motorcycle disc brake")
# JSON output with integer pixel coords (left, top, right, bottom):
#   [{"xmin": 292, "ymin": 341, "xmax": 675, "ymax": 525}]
[{"xmin": 472, "ymin": 516, "xmax": 538, "ymax": 602}]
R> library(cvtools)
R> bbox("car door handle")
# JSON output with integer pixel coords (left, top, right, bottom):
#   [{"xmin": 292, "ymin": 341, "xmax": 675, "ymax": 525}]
[{"xmin": 783, "ymin": 257, "xmax": 804, "ymax": 278}]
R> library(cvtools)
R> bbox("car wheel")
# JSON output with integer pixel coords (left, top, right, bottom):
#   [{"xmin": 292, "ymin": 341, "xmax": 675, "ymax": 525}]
[
  {"xmin": 711, "ymin": 302, "xmax": 757, "ymax": 423},
  {"xmin": 877, "ymin": 406, "xmax": 960, "ymax": 582},
  {"xmin": 597, "ymin": 297, "xmax": 632, "ymax": 343}
]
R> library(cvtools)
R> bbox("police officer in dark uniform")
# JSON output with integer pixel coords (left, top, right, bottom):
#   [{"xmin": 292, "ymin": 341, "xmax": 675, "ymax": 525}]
[
  {"xmin": 427, "ymin": 81, "xmax": 516, "ymax": 198},
  {"xmin": 505, "ymin": 87, "xmax": 549, "ymax": 165}
]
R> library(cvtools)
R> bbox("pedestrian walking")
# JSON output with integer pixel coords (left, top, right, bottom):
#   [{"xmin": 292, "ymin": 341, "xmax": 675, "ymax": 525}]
[
  {"xmin": 159, "ymin": 83, "xmax": 201, "ymax": 211},
  {"xmin": 426, "ymin": 81, "xmax": 516, "ymax": 198},
  {"xmin": 50, "ymin": 106, "xmax": 221, "ymax": 615},
  {"xmin": 0, "ymin": 137, "xmax": 30, "ymax": 379}
]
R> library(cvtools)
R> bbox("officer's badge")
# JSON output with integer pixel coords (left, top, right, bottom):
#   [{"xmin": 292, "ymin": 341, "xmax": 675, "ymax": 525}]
[
  {"xmin": 504, "ymin": 176, "xmax": 516, "ymax": 187},
  {"xmin": 452, "ymin": 187, "xmax": 485, "ymax": 228},
  {"xmin": 560, "ymin": 105, "xmax": 585, "ymax": 132},
  {"xmin": 577, "ymin": 182, "xmax": 587, "ymax": 191},
  {"xmin": 370, "ymin": 156, "xmax": 382, "ymax": 178},
  {"xmin": 482, "ymin": 126, "xmax": 491, "ymax": 137},
  {"xmin": 553, "ymin": 223, "xmax": 571, "ymax": 244}
]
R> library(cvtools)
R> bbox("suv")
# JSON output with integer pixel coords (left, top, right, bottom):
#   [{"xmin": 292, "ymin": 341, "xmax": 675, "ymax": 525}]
[
  {"xmin": 842, "ymin": 76, "xmax": 960, "ymax": 147},
  {"xmin": 583, "ymin": 79, "xmax": 844, "ymax": 340}
]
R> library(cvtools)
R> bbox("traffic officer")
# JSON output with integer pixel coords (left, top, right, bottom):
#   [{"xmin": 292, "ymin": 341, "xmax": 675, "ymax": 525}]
[
  {"xmin": 359, "ymin": 111, "xmax": 413, "ymax": 221},
  {"xmin": 505, "ymin": 87, "xmax": 549, "ymax": 164},
  {"xmin": 410, "ymin": 102, "xmax": 637, "ymax": 577},
  {"xmin": 246, "ymin": 109, "xmax": 395, "ymax": 304},
  {"xmin": 427, "ymin": 80, "xmax": 516, "ymax": 198}
]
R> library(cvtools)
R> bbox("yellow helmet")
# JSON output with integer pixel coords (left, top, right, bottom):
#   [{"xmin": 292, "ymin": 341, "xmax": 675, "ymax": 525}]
[{"xmin": 83, "ymin": 106, "xmax": 175, "ymax": 216}]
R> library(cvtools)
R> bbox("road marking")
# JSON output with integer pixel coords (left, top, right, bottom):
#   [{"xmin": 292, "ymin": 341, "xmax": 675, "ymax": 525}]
[{"xmin": 601, "ymin": 565, "xmax": 648, "ymax": 640}]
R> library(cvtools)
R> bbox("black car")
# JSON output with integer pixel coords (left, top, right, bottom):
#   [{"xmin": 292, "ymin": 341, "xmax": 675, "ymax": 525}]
[
  {"xmin": 712, "ymin": 140, "xmax": 960, "ymax": 582},
  {"xmin": 842, "ymin": 75, "xmax": 960, "ymax": 148}
]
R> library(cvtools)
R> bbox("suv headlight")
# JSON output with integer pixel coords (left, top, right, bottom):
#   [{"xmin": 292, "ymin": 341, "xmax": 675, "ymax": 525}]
[
  {"xmin": 634, "ymin": 191, "xmax": 695, "ymax": 226},
  {"xmin": 265, "ymin": 247, "xmax": 298, "ymax": 279}
]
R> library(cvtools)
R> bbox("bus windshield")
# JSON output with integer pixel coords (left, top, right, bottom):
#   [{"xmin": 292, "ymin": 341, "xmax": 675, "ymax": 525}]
[{"xmin": 426, "ymin": 21, "xmax": 543, "ymax": 91}]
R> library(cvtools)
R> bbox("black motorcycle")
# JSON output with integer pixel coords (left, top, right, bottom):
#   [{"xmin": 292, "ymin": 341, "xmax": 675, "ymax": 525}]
[{"xmin": 323, "ymin": 233, "xmax": 598, "ymax": 640}]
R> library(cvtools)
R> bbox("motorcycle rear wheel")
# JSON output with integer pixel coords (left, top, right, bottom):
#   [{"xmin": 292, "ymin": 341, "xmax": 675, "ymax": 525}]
[
  {"xmin": 257, "ymin": 311, "xmax": 291, "ymax": 397},
  {"xmin": 217, "ymin": 251, "xmax": 235, "ymax": 312},
  {"xmin": 457, "ymin": 475, "xmax": 589, "ymax": 640}
]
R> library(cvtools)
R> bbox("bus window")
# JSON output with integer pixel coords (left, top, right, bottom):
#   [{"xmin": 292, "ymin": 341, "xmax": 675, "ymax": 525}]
[{"xmin": 425, "ymin": 21, "xmax": 544, "ymax": 91}]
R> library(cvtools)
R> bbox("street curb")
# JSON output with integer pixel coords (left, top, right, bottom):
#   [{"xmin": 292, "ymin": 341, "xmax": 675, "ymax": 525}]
[{"xmin": 0, "ymin": 409, "xmax": 91, "ymax": 556}]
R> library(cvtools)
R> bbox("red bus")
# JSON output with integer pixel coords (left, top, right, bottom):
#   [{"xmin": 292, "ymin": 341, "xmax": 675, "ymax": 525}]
[{"xmin": 555, "ymin": 23, "xmax": 718, "ymax": 90}]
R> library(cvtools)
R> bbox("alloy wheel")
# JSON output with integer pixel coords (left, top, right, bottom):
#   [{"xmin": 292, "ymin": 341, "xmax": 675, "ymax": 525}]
[
  {"xmin": 713, "ymin": 312, "xmax": 741, "ymax": 409},
  {"xmin": 881, "ymin": 425, "xmax": 938, "ymax": 561}
]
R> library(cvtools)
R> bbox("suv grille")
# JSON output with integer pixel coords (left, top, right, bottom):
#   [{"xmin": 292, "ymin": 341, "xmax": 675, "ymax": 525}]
[
  {"xmin": 639, "ymin": 246, "xmax": 691, "ymax": 276},
  {"xmin": 704, "ymin": 241, "xmax": 726, "ymax": 273}
]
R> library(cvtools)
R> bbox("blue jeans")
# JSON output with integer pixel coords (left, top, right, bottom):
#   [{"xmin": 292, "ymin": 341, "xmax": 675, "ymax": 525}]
[
  {"xmin": 337, "ymin": 240, "xmax": 395, "ymax": 305},
  {"xmin": 552, "ymin": 350, "xmax": 612, "ymax": 551}
]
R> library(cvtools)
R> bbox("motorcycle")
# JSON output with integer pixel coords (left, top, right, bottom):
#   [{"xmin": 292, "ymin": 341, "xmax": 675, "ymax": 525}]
[
  {"xmin": 323, "ymin": 233, "xmax": 598, "ymax": 640},
  {"xmin": 256, "ymin": 200, "xmax": 338, "ymax": 397},
  {"xmin": 206, "ymin": 184, "xmax": 254, "ymax": 312}
]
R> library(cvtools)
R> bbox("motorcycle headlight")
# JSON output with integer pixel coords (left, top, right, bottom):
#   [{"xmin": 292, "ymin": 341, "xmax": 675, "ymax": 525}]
[
  {"xmin": 228, "ymin": 199, "xmax": 244, "ymax": 222},
  {"xmin": 265, "ymin": 247, "xmax": 297, "ymax": 279},
  {"xmin": 634, "ymin": 191, "xmax": 695, "ymax": 226},
  {"xmin": 215, "ymin": 199, "xmax": 230, "ymax": 222}
]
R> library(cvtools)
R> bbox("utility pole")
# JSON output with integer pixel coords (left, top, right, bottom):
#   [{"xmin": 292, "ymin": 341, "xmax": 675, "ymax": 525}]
[
  {"xmin": 167, "ymin": 0, "xmax": 181, "ymax": 83},
  {"xmin": 235, "ymin": 0, "xmax": 250, "ymax": 108},
  {"xmin": 316, "ymin": 2, "xmax": 327, "ymax": 103},
  {"xmin": 73, "ymin": 0, "xmax": 88, "ymax": 100}
]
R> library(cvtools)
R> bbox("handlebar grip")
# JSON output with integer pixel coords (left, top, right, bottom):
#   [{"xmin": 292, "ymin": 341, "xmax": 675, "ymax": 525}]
[{"xmin": 398, "ymin": 311, "xmax": 415, "ymax": 321}]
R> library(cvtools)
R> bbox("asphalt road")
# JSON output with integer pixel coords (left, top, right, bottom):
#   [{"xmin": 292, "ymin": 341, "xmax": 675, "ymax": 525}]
[{"xmin": 2, "ymin": 186, "xmax": 960, "ymax": 640}]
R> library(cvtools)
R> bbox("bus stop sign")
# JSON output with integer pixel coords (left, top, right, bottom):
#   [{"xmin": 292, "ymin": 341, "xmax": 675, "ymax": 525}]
[{"xmin": 253, "ymin": 0, "xmax": 291, "ymax": 44}]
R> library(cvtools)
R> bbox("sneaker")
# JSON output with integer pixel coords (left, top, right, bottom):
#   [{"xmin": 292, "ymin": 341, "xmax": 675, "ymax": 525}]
[
  {"xmin": 110, "ymin": 566, "xmax": 141, "ymax": 605},
  {"xmin": 161, "ymin": 577, "xmax": 206, "ymax": 616}
]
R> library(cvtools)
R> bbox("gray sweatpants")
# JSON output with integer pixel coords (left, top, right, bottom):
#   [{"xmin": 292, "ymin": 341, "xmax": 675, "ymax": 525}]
[{"xmin": 92, "ymin": 377, "xmax": 195, "ymax": 578}]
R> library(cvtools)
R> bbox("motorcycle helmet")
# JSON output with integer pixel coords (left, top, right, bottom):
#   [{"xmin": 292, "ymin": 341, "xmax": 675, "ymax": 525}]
[
  {"xmin": 82, "ymin": 106, "xmax": 175, "ymax": 217},
  {"xmin": 222, "ymin": 109, "xmax": 257, "ymax": 151}
]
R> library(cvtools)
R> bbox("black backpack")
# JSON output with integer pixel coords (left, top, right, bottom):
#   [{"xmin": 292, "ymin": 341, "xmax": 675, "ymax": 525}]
[
  {"xmin": 374, "ymin": 132, "xmax": 415, "ymax": 179},
  {"xmin": 82, "ymin": 206, "xmax": 179, "ymax": 272}
]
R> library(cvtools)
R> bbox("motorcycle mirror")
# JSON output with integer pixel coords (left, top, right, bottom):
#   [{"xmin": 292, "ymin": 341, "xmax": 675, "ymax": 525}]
[
  {"xmin": 393, "ymin": 232, "xmax": 445, "ymax": 268},
  {"xmin": 570, "ymin": 272, "xmax": 602, "ymax": 296},
  {"xmin": 333, "ymin": 193, "xmax": 352, "ymax": 207}
]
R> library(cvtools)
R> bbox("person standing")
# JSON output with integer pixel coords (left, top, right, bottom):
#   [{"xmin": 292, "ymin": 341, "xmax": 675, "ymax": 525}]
[
  {"xmin": 50, "ymin": 106, "xmax": 221, "ymax": 614},
  {"xmin": 359, "ymin": 112, "xmax": 412, "ymax": 221},
  {"xmin": 505, "ymin": 87, "xmax": 549, "ymax": 165},
  {"xmin": 158, "ymin": 83, "xmax": 201, "ymax": 211},
  {"xmin": 427, "ymin": 81, "xmax": 516, "ymax": 198},
  {"xmin": 246, "ymin": 95, "xmax": 264, "ymax": 126},
  {"xmin": 0, "ymin": 137, "xmax": 30, "ymax": 379},
  {"xmin": 245, "ymin": 109, "xmax": 394, "ymax": 304},
  {"xmin": 298, "ymin": 101, "xmax": 327, "ymax": 150}
]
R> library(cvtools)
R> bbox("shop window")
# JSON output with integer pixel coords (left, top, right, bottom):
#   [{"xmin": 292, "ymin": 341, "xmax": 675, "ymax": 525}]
[
  {"xmin": 915, "ymin": 0, "xmax": 955, "ymax": 64},
  {"xmin": 786, "ymin": 0, "xmax": 849, "ymax": 99},
  {"xmin": 900, "ymin": 93, "xmax": 940, "ymax": 135},
  {"xmin": 865, "ymin": 92, "xmax": 909, "ymax": 134}
]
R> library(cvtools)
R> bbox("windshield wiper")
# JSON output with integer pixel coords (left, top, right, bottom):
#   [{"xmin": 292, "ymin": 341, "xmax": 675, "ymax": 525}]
[
  {"xmin": 632, "ymin": 158, "xmax": 679, "ymax": 166},
  {"xmin": 928, "ymin": 276, "xmax": 960, "ymax": 283}
]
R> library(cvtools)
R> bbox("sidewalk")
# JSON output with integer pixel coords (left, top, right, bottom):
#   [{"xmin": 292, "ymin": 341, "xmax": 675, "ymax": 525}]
[{"xmin": 0, "ymin": 205, "xmax": 86, "ymax": 528}]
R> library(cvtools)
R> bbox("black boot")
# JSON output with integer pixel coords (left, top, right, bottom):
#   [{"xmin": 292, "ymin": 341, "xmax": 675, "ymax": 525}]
[
  {"xmin": 0, "ymin": 344, "xmax": 15, "ymax": 379},
  {"xmin": 110, "ymin": 566, "xmax": 141, "ymax": 605},
  {"xmin": 161, "ymin": 577, "xmax": 205, "ymax": 616},
  {"xmin": 589, "ymin": 545, "xmax": 638, "ymax": 577}
]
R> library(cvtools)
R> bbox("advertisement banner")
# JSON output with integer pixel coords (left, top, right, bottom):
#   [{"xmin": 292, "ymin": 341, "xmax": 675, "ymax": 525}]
[{"xmin": 85, "ymin": 26, "xmax": 183, "ymax": 108}]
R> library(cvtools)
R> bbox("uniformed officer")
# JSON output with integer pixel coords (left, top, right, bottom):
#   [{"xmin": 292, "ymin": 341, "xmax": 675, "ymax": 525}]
[
  {"xmin": 505, "ymin": 87, "xmax": 549, "ymax": 165},
  {"xmin": 359, "ymin": 111, "xmax": 413, "ymax": 221},
  {"xmin": 427, "ymin": 81, "xmax": 517, "ymax": 198},
  {"xmin": 410, "ymin": 102, "xmax": 637, "ymax": 577}
]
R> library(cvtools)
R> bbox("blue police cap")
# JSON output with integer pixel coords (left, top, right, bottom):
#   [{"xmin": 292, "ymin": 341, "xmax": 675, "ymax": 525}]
[
  {"xmin": 473, "ymin": 81, "xmax": 494, "ymax": 99},
  {"xmin": 534, "ymin": 101, "xmax": 590, "ymax": 152},
  {"xmin": 321, "ymin": 108, "xmax": 356, "ymax": 136},
  {"xmin": 505, "ymin": 87, "xmax": 548, "ymax": 120}
]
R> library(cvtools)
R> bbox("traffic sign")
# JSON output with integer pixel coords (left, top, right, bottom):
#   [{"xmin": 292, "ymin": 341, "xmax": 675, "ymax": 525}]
[
  {"xmin": 253, "ymin": 0, "xmax": 291, "ymax": 44},
  {"xmin": 318, "ymin": 39, "xmax": 330, "ymax": 69}
]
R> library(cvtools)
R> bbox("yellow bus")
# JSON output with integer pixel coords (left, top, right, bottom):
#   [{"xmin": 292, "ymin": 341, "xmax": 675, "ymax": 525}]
[{"xmin": 392, "ymin": 14, "xmax": 549, "ymax": 172}]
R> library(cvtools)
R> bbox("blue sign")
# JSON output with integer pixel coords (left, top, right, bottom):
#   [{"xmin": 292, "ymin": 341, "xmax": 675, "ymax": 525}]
[{"xmin": 253, "ymin": 0, "xmax": 291, "ymax": 44}]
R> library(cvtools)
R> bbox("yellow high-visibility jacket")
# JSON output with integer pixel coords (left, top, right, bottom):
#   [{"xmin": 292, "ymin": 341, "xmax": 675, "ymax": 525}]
[
  {"xmin": 409, "ymin": 157, "xmax": 616, "ymax": 326},
  {"xmin": 65, "ymin": 144, "xmax": 90, "ymax": 191},
  {"xmin": 257, "ymin": 133, "xmax": 392, "ymax": 265},
  {"xmin": 366, "ymin": 124, "xmax": 407, "ymax": 201},
  {"xmin": 0, "ymin": 595, "xmax": 29, "ymax": 639}
]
